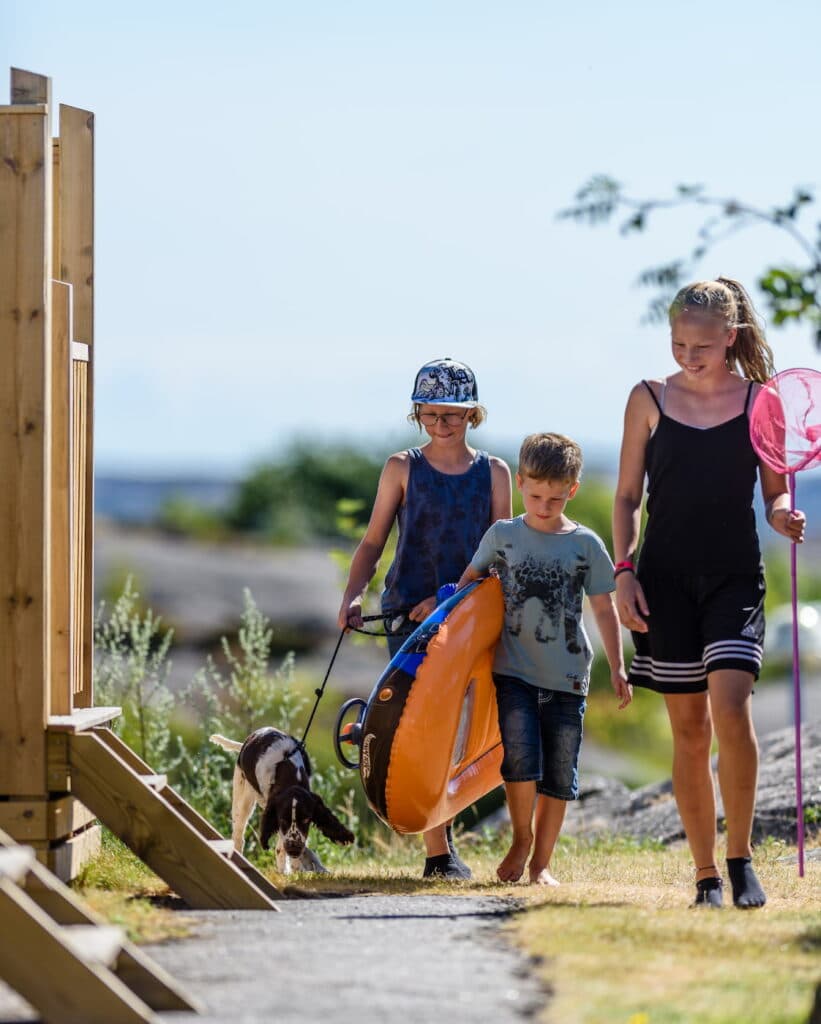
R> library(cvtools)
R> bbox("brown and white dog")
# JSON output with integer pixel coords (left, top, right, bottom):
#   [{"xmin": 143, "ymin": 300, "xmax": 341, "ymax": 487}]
[{"xmin": 209, "ymin": 727, "xmax": 354, "ymax": 874}]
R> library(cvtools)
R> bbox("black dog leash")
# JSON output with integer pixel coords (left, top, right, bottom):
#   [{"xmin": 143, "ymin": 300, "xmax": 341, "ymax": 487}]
[{"xmin": 296, "ymin": 609, "xmax": 413, "ymax": 752}]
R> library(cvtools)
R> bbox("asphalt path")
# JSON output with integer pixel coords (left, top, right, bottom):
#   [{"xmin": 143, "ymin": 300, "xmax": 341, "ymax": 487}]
[{"xmin": 145, "ymin": 894, "xmax": 548, "ymax": 1024}]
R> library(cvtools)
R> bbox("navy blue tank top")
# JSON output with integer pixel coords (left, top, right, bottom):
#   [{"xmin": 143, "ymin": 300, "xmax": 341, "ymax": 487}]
[
  {"xmin": 639, "ymin": 380, "xmax": 761, "ymax": 575},
  {"xmin": 382, "ymin": 448, "xmax": 492, "ymax": 613}
]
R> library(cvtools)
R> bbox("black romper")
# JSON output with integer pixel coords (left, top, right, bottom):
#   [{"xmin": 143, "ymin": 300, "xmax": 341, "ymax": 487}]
[{"xmin": 628, "ymin": 380, "xmax": 766, "ymax": 694}]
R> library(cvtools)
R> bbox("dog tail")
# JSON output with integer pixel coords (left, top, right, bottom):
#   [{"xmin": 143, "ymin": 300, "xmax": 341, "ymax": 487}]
[{"xmin": 209, "ymin": 733, "xmax": 243, "ymax": 752}]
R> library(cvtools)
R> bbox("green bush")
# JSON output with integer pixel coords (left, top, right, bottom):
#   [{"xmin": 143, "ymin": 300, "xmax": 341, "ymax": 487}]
[
  {"xmin": 226, "ymin": 443, "xmax": 384, "ymax": 542},
  {"xmin": 94, "ymin": 581, "xmax": 363, "ymax": 862}
]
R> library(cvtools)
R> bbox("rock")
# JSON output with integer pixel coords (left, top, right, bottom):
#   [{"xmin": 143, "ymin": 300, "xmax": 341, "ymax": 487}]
[{"xmin": 563, "ymin": 720, "xmax": 821, "ymax": 845}]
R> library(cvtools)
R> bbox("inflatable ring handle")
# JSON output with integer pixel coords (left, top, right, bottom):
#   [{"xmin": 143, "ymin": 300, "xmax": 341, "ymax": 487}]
[{"xmin": 333, "ymin": 697, "xmax": 367, "ymax": 769}]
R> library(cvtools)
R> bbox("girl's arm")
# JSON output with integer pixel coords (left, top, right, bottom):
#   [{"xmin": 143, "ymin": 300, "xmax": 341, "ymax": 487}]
[
  {"xmin": 337, "ymin": 454, "xmax": 407, "ymax": 629},
  {"xmin": 612, "ymin": 383, "xmax": 655, "ymax": 632},
  {"xmin": 759, "ymin": 463, "xmax": 806, "ymax": 543},
  {"xmin": 489, "ymin": 456, "xmax": 513, "ymax": 523},
  {"xmin": 588, "ymin": 592, "xmax": 632, "ymax": 709}
]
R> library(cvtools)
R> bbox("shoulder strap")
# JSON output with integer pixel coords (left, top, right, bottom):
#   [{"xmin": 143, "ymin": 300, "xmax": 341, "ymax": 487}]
[
  {"xmin": 642, "ymin": 380, "xmax": 663, "ymax": 414},
  {"xmin": 743, "ymin": 380, "xmax": 756, "ymax": 415}
]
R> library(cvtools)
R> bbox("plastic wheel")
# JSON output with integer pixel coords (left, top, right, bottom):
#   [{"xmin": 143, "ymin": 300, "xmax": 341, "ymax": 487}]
[{"xmin": 333, "ymin": 697, "xmax": 367, "ymax": 769}]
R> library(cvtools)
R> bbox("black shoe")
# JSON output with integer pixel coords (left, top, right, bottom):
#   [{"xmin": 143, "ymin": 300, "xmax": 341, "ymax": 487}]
[
  {"xmin": 693, "ymin": 876, "xmax": 724, "ymax": 908},
  {"xmin": 423, "ymin": 853, "xmax": 471, "ymax": 880},
  {"xmin": 727, "ymin": 857, "xmax": 766, "ymax": 908},
  {"xmin": 446, "ymin": 825, "xmax": 473, "ymax": 880}
]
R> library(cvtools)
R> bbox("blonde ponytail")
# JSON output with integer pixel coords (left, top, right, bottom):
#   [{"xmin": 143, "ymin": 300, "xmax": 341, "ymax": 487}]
[{"xmin": 668, "ymin": 278, "xmax": 775, "ymax": 383}]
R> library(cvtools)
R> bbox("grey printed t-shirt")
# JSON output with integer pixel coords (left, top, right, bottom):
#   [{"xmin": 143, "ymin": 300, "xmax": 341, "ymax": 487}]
[{"xmin": 470, "ymin": 516, "xmax": 615, "ymax": 696}]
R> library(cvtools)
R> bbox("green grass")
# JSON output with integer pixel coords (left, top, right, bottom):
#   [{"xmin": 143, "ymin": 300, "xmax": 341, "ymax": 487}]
[
  {"xmin": 77, "ymin": 825, "xmax": 821, "ymax": 1024},
  {"xmin": 505, "ymin": 835, "xmax": 821, "ymax": 1024}
]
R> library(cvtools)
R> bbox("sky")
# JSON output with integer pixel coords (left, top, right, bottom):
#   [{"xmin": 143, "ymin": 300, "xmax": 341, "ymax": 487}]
[{"xmin": 3, "ymin": 0, "xmax": 820, "ymax": 476}]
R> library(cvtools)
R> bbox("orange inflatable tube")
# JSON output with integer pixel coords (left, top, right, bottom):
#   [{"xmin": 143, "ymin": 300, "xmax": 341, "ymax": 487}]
[{"xmin": 337, "ymin": 577, "xmax": 504, "ymax": 834}]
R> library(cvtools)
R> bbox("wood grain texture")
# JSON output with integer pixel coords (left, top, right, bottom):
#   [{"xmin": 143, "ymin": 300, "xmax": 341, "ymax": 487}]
[
  {"xmin": 0, "ymin": 875, "xmax": 157, "ymax": 1023},
  {"xmin": 59, "ymin": 103, "xmax": 94, "ymax": 707},
  {"xmin": 0, "ymin": 104, "xmax": 52, "ymax": 795},
  {"xmin": 50, "ymin": 281, "xmax": 73, "ymax": 714},
  {"xmin": 68, "ymin": 731, "xmax": 279, "ymax": 909}
]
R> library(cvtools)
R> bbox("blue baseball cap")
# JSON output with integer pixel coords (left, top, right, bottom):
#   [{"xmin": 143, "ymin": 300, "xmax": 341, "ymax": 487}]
[{"xmin": 411, "ymin": 358, "xmax": 479, "ymax": 407}]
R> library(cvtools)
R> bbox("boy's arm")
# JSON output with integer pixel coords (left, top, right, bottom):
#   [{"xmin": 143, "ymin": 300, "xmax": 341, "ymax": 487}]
[
  {"xmin": 456, "ymin": 523, "xmax": 498, "ymax": 591},
  {"xmin": 588, "ymin": 592, "xmax": 632, "ymax": 710},
  {"xmin": 456, "ymin": 564, "xmax": 483, "ymax": 590}
]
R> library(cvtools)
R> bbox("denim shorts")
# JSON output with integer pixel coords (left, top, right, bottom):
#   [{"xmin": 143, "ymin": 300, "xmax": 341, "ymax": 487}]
[{"xmin": 493, "ymin": 673, "xmax": 586, "ymax": 800}]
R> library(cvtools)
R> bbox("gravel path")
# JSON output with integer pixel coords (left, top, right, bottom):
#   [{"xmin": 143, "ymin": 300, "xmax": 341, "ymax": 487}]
[{"xmin": 143, "ymin": 894, "xmax": 548, "ymax": 1024}]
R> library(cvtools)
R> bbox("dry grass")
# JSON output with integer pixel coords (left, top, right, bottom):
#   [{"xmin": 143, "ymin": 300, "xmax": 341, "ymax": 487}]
[
  {"xmin": 72, "ymin": 832, "xmax": 195, "ymax": 943},
  {"xmin": 503, "ymin": 837, "xmax": 821, "ymax": 1024},
  {"xmin": 76, "ymin": 827, "xmax": 820, "ymax": 1024},
  {"xmin": 274, "ymin": 830, "xmax": 821, "ymax": 1024}
]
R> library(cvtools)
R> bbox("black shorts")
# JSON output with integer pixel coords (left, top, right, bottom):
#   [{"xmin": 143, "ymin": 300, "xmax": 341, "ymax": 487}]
[{"xmin": 628, "ymin": 570, "xmax": 765, "ymax": 694}]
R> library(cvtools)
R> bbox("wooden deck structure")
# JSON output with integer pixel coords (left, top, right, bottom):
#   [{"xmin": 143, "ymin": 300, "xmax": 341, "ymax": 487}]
[
  {"xmin": 0, "ymin": 827, "xmax": 200, "ymax": 1023},
  {"xmin": 0, "ymin": 67, "xmax": 279, "ymax": 911}
]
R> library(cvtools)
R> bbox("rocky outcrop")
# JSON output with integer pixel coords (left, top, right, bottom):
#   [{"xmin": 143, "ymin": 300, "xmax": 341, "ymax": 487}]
[{"xmin": 564, "ymin": 720, "xmax": 821, "ymax": 844}]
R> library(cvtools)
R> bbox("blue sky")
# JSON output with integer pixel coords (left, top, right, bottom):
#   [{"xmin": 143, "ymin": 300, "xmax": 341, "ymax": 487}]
[{"xmin": 3, "ymin": 0, "xmax": 820, "ymax": 474}]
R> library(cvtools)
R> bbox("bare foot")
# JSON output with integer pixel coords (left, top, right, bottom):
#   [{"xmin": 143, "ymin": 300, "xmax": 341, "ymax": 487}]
[
  {"xmin": 529, "ymin": 864, "xmax": 560, "ymax": 886},
  {"xmin": 497, "ymin": 837, "xmax": 532, "ymax": 882}
]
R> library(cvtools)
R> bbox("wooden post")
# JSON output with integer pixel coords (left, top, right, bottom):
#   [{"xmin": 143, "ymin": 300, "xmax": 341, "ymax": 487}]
[
  {"xmin": 0, "ymin": 70, "xmax": 53, "ymax": 796},
  {"xmin": 58, "ymin": 103, "xmax": 94, "ymax": 708},
  {"xmin": 50, "ymin": 281, "xmax": 73, "ymax": 716}
]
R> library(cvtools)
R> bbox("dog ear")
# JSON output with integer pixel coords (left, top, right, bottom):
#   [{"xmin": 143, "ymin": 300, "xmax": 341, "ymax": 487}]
[
  {"xmin": 259, "ymin": 795, "xmax": 280, "ymax": 850},
  {"xmin": 310, "ymin": 795, "xmax": 355, "ymax": 845}
]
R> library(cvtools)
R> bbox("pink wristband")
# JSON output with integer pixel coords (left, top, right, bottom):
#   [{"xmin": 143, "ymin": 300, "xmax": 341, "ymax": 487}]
[{"xmin": 614, "ymin": 560, "xmax": 635, "ymax": 572}]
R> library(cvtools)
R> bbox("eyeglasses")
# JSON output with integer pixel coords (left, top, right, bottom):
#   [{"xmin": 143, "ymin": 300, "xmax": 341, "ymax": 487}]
[{"xmin": 418, "ymin": 410, "xmax": 470, "ymax": 427}]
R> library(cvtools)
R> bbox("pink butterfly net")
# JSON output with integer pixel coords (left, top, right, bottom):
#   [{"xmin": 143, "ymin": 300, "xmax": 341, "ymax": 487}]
[
  {"xmin": 749, "ymin": 367, "xmax": 821, "ymax": 878},
  {"xmin": 749, "ymin": 368, "xmax": 821, "ymax": 474}
]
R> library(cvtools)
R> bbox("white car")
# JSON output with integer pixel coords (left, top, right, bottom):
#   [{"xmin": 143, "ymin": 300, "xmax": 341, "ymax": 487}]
[{"xmin": 765, "ymin": 602, "xmax": 821, "ymax": 663}]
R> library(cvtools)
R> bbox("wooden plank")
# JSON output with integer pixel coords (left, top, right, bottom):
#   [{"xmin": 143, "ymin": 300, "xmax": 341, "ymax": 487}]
[
  {"xmin": 71, "ymin": 359, "xmax": 86, "ymax": 695},
  {"xmin": 0, "ymin": 847, "xmax": 35, "ymax": 882},
  {"xmin": 10, "ymin": 68, "xmax": 51, "ymax": 106},
  {"xmin": 0, "ymin": 800, "xmax": 47, "ymax": 840},
  {"xmin": 0, "ymin": 104, "xmax": 52, "ymax": 796},
  {"xmin": 37, "ymin": 824, "xmax": 101, "ymax": 881},
  {"xmin": 52, "ymin": 140, "xmax": 61, "ymax": 276},
  {"xmin": 57, "ymin": 105, "xmax": 93, "ymax": 344},
  {"xmin": 114, "ymin": 945, "xmax": 203, "ymax": 1013},
  {"xmin": 62, "ymin": 923, "xmax": 123, "ymax": 967},
  {"xmin": 49, "ymin": 794, "xmax": 97, "ymax": 838},
  {"xmin": 160, "ymin": 786, "xmax": 224, "ymax": 839},
  {"xmin": 0, "ymin": 877, "xmax": 158, "ymax": 1023},
  {"xmin": 0, "ymin": 104, "xmax": 48, "ymax": 115},
  {"xmin": 207, "ymin": 838, "xmax": 234, "ymax": 855},
  {"xmin": 0, "ymin": 794, "xmax": 94, "ymax": 842},
  {"xmin": 16, "ymin": 855, "xmax": 199, "ymax": 1012},
  {"xmin": 68, "ymin": 732, "xmax": 279, "ymax": 909},
  {"xmin": 48, "ymin": 707, "xmax": 121, "ymax": 732},
  {"xmin": 47, "ymin": 731, "xmax": 70, "ymax": 790},
  {"xmin": 91, "ymin": 728, "xmax": 154, "ymax": 774},
  {"xmin": 50, "ymin": 281, "xmax": 73, "ymax": 715},
  {"xmin": 229, "ymin": 850, "xmax": 284, "ymax": 902},
  {"xmin": 58, "ymin": 104, "xmax": 94, "ymax": 707}
]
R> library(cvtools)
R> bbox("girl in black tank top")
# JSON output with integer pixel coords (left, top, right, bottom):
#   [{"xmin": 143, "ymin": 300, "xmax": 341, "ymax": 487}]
[
  {"xmin": 612, "ymin": 278, "xmax": 807, "ymax": 910},
  {"xmin": 639, "ymin": 378, "xmax": 760, "ymax": 575}
]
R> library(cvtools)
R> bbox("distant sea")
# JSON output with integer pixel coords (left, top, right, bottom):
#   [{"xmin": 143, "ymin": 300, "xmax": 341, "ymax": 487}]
[
  {"xmin": 95, "ymin": 476, "xmax": 237, "ymax": 524},
  {"xmin": 95, "ymin": 472, "xmax": 821, "ymax": 542}
]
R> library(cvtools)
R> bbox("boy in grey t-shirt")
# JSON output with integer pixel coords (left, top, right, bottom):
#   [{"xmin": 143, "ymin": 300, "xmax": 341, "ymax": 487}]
[{"xmin": 457, "ymin": 433, "xmax": 632, "ymax": 885}]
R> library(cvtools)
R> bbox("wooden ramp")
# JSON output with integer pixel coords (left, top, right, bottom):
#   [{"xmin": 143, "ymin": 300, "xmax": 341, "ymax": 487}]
[
  {"xmin": 0, "ymin": 830, "xmax": 201, "ymax": 1024},
  {"xmin": 50, "ymin": 723, "xmax": 281, "ymax": 911}
]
